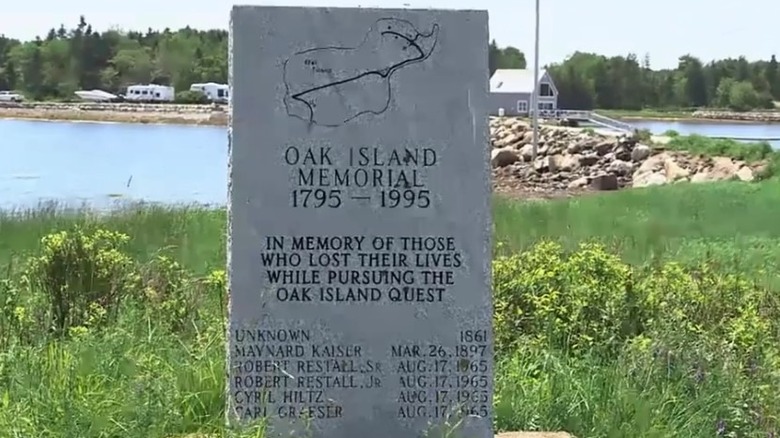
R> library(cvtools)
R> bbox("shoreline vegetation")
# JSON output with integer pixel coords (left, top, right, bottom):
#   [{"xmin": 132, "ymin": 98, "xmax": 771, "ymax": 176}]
[
  {"xmin": 1, "ymin": 102, "xmax": 780, "ymax": 126},
  {"xmin": 3, "ymin": 183, "xmax": 780, "ymax": 436}
]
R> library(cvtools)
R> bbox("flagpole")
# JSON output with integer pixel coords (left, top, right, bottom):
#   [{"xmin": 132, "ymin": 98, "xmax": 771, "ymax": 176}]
[{"xmin": 531, "ymin": 0, "xmax": 540, "ymax": 161}]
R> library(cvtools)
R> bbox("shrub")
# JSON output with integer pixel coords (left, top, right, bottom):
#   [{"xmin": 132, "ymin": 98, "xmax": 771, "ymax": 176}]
[
  {"xmin": 138, "ymin": 254, "xmax": 202, "ymax": 332},
  {"xmin": 494, "ymin": 240, "xmax": 780, "ymax": 367},
  {"xmin": 633, "ymin": 128, "xmax": 653, "ymax": 143},
  {"xmin": 662, "ymin": 129, "xmax": 680, "ymax": 137},
  {"xmin": 21, "ymin": 228, "xmax": 136, "ymax": 336},
  {"xmin": 493, "ymin": 241, "xmax": 635, "ymax": 355},
  {"xmin": 174, "ymin": 90, "xmax": 209, "ymax": 104}
]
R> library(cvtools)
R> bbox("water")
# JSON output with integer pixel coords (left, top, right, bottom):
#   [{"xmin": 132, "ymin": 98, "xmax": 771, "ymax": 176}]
[
  {"xmin": 1, "ymin": 119, "xmax": 227, "ymax": 210},
  {"xmin": 1, "ymin": 118, "xmax": 779, "ymax": 209},
  {"xmin": 629, "ymin": 120, "xmax": 780, "ymax": 146}
]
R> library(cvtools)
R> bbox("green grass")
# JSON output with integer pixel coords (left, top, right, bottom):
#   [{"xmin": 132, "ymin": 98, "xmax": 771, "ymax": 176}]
[
  {"xmin": 494, "ymin": 179, "xmax": 780, "ymax": 268},
  {"xmin": 3, "ymin": 181, "xmax": 780, "ymax": 437}
]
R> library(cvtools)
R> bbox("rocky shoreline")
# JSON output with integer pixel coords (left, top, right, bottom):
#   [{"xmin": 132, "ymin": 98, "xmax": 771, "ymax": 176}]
[
  {"xmin": 0, "ymin": 101, "xmax": 228, "ymax": 126},
  {"xmin": 692, "ymin": 109, "xmax": 780, "ymax": 123},
  {"xmin": 490, "ymin": 117, "xmax": 766, "ymax": 198}
]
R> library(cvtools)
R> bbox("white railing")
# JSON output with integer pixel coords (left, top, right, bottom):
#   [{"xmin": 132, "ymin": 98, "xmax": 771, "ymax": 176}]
[
  {"xmin": 589, "ymin": 112, "xmax": 635, "ymax": 132},
  {"xmin": 529, "ymin": 109, "xmax": 590, "ymax": 120},
  {"xmin": 523, "ymin": 109, "xmax": 635, "ymax": 133}
]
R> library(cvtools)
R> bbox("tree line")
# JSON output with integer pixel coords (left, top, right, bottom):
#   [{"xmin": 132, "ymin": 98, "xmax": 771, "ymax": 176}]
[
  {"xmin": 0, "ymin": 16, "xmax": 227, "ymax": 102},
  {"xmin": 0, "ymin": 16, "xmax": 777, "ymax": 111}
]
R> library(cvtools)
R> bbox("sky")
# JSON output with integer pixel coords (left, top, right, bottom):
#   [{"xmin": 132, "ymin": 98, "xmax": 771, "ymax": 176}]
[{"xmin": 0, "ymin": 0, "xmax": 776, "ymax": 70}]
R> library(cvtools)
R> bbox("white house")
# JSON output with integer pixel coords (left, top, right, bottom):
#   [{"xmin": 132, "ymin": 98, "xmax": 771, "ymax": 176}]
[
  {"xmin": 125, "ymin": 84, "xmax": 175, "ymax": 102},
  {"xmin": 489, "ymin": 68, "xmax": 559, "ymax": 116},
  {"xmin": 190, "ymin": 82, "xmax": 229, "ymax": 103}
]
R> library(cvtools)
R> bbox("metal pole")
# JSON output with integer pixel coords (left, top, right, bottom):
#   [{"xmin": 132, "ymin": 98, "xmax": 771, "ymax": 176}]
[{"xmin": 531, "ymin": 0, "xmax": 540, "ymax": 162}]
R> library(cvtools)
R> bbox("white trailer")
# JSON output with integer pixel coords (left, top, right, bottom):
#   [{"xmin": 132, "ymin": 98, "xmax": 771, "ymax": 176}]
[
  {"xmin": 125, "ymin": 84, "xmax": 175, "ymax": 102},
  {"xmin": 190, "ymin": 82, "xmax": 229, "ymax": 103}
]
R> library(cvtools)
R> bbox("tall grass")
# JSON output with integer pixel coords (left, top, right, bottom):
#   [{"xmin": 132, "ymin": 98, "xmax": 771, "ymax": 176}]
[
  {"xmin": 494, "ymin": 179, "xmax": 780, "ymax": 267},
  {"xmin": 2, "ymin": 181, "xmax": 780, "ymax": 437}
]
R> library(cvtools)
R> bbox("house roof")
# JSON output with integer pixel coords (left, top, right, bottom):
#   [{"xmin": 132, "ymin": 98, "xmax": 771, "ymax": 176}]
[{"xmin": 490, "ymin": 69, "xmax": 548, "ymax": 93}]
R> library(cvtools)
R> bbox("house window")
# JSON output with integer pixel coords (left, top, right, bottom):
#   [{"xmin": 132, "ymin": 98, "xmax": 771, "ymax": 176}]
[
  {"xmin": 539, "ymin": 83, "xmax": 554, "ymax": 97},
  {"xmin": 218, "ymin": 89, "xmax": 225, "ymax": 98},
  {"xmin": 538, "ymin": 102, "xmax": 554, "ymax": 110},
  {"xmin": 517, "ymin": 100, "xmax": 528, "ymax": 113}
]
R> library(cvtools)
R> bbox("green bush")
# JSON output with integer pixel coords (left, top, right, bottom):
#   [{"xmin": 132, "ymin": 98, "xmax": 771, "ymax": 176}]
[
  {"xmin": 493, "ymin": 241, "xmax": 635, "ymax": 355},
  {"xmin": 21, "ymin": 228, "xmax": 136, "ymax": 336},
  {"xmin": 174, "ymin": 90, "xmax": 209, "ymax": 104},
  {"xmin": 633, "ymin": 128, "xmax": 652, "ymax": 142},
  {"xmin": 5, "ymin": 227, "xmax": 221, "ymax": 341},
  {"xmin": 494, "ymin": 240, "xmax": 780, "ymax": 361},
  {"xmin": 662, "ymin": 129, "xmax": 680, "ymax": 137}
]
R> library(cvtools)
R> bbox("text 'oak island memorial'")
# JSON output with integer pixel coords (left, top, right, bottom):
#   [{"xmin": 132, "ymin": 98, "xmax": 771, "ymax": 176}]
[{"xmin": 228, "ymin": 5, "xmax": 491, "ymax": 438}]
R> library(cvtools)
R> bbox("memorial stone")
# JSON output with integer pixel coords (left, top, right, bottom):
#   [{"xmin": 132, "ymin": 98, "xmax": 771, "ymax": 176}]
[{"xmin": 228, "ymin": 5, "xmax": 492, "ymax": 438}]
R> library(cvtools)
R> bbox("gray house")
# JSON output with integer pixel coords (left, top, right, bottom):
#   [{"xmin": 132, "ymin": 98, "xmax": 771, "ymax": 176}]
[{"xmin": 489, "ymin": 68, "xmax": 559, "ymax": 116}]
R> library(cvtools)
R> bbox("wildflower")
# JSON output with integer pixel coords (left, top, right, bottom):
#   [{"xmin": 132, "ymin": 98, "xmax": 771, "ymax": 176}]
[{"xmin": 716, "ymin": 419, "xmax": 727, "ymax": 436}]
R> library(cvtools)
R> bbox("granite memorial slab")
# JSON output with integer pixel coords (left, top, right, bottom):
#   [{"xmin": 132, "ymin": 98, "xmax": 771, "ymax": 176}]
[{"xmin": 228, "ymin": 5, "xmax": 492, "ymax": 437}]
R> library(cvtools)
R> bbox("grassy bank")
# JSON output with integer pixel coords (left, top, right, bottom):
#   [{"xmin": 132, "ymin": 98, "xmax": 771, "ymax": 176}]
[
  {"xmin": 3, "ymin": 181, "xmax": 780, "ymax": 436},
  {"xmin": 598, "ymin": 108, "xmax": 696, "ymax": 120}
]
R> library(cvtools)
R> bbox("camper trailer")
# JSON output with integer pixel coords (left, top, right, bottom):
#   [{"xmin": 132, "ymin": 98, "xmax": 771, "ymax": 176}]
[
  {"xmin": 125, "ymin": 84, "xmax": 175, "ymax": 102},
  {"xmin": 190, "ymin": 82, "xmax": 229, "ymax": 103}
]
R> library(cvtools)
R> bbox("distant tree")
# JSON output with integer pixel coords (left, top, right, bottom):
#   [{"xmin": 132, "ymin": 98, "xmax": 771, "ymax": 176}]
[
  {"xmin": 766, "ymin": 55, "xmax": 779, "ymax": 100},
  {"xmin": 488, "ymin": 41, "xmax": 526, "ymax": 76}
]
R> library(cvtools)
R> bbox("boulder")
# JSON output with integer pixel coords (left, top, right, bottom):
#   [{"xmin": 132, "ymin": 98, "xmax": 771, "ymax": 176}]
[
  {"xmin": 663, "ymin": 157, "xmax": 690, "ymax": 181},
  {"xmin": 608, "ymin": 159, "xmax": 633, "ymax": 176},
  {"xmin": 633, "ymin": 171, "xmax": 668, "ymax": 187},
  {"xmin": 590, "ymin": 173, "xmax": 618, "ymax": 190},
  {"xmin": 491, "ymin": 147, "xmax": 520, "ymax": 168},
  {"xmin": 708, "ymin": 157, "xmax": 740, "ymax": 181},
  {"xmin": 568, "ymin": 176, "xmax": 589, "ymax": 189},
  {"xmin": 630, "ymin": 144, "xmax": 652, "ymax": 161},
  {"xmin": 737, "ymin": 166, "xmax": 755, "ymax": 181}
]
